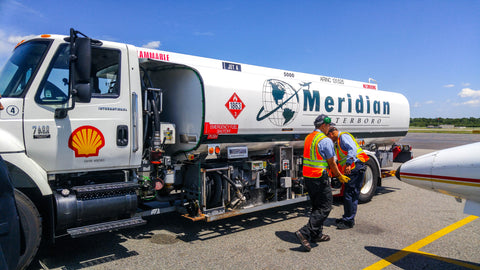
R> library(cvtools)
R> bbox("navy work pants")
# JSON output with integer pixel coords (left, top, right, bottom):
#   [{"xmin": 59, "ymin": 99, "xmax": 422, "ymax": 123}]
[
  {"xmin": 299, "ymin": 173, "xmax": 332, "ymax": 241},
  {"xmin": 342, "ymin": 163, "xmax": 366, "ymax": 224}
]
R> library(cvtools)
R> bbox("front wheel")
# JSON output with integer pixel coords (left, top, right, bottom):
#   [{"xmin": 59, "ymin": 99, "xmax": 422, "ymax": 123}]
[
  {"xmin": 14, "ymin": 189, "xmax": 42, "ymax": 270},
  {"xmin": 359, "ymin": 158, "xmax": 379, "ymax": 203}
]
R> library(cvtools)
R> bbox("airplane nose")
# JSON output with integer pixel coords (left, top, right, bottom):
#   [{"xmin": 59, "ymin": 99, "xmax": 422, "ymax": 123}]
[{"xmin": 395, "ymin": 165, "xmax": 402, "ymax": 181}]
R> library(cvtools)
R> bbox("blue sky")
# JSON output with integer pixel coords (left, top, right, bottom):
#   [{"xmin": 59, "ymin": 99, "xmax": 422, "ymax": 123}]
[{"xmin": 1, "ymin": 0, "xmax": 479, "ymax": 118}]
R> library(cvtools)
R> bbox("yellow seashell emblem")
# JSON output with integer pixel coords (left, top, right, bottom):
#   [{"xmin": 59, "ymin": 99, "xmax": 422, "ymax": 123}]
[{"xmin": 68, "ymin": 126, "xmax": 105, "ymax": 158}]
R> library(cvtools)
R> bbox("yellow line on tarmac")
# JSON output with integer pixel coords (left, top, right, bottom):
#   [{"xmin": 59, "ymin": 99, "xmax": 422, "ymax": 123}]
[
  {"xmin": 413, "ymin": 250, "xmax": 480, "ymax": 269},
  {"xmin": 364, "ymin": 215, "xmax": 479, "ymax": 270}
]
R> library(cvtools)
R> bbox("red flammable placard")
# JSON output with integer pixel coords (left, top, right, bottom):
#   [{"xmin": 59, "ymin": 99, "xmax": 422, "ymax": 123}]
[{"xmin": 225, "ymin": 93, "xmax": 245, "ymax": 119}]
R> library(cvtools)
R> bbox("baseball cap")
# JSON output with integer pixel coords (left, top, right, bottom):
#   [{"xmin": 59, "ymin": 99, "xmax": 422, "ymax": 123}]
[
  {"xmin": 328, "ymin": 126, "xmax": 338, "ymax": 134},
  {"xmin": 314, "ymin": 114, "xmax": 335, "ymax": 126}
]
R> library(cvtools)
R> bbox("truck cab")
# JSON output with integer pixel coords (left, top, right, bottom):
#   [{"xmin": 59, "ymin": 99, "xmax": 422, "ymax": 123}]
[
  {"xmin": 1, "ymin": 35, "xmax": 142, "ymax": 173},
  {"xmin": 0, "ymin": 32, "xmax": 148, "ymax": 268}
]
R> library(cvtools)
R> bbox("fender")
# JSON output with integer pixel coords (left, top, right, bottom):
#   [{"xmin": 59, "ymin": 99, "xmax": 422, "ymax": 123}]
[
  {"xmin": 0, "ymin": 97, "xmax": 25, "ymax": 153},
  {"xmin": 1, "ymin": 152, "xmax": 51, "ymax": 196},
  {"xmin": 0, "ymin": 129, "xmax": 25, "ymax": 153},
  {"xmin": 364, "ymin": 150, "xmax": 382, "ymax": 181}
]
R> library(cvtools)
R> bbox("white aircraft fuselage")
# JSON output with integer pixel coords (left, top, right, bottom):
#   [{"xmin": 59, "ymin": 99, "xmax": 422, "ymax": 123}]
[{"xmin": 396, "ymin": 142, "xmax": 480, "ymax": 216}]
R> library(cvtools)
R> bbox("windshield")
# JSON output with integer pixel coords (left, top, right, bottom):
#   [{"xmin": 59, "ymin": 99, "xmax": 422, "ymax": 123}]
[{"xmin": 0, "ymin": 40, "xmax": 51, "ymax": 97}]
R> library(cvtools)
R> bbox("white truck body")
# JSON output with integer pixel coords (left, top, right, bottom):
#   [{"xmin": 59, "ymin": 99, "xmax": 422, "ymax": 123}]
[
  {"xmin": 139, "ymin": 47, "xmax": 409, "ymax": 153},
  {"xmin": 0, "ymin": 30, "xmax": 410, "ymax": 269}
]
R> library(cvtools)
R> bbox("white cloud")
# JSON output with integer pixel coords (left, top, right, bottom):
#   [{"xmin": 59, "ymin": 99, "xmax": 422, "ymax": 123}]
[
  {"xmin": 462, "ymin": 82, "xmax": 471, "ymax": 87},
  {"xmin": 4, "ymin": 0, "xmax": 44, "ymax": 18},
  {"xmin": 443, "ymin": 84, "xmax": 455, "ymax": 88},
  {"xmin": 458, "ymin": 88, "xmax": 480, "ymax": 98},
  {"xmin": 413, "ymin": 100, "xmax": 437, "ymax": 108},
  {"xmin": 0, "ymin": 29, "xmax": 37, "ymax": 66},
  {"xmin": 462, "ymin": 99, "xmax": 480, "ymax": 105},
  {"xmin": 142, "ymin": 41, "xmax": 161, "ymax": 49},
  {"xmin": 0, "ymin": 30, "xmax": 17, "ymax": 54},
  {"xmin": 458, "ymin": 88, "xmax": 480, "ymax": 107}
]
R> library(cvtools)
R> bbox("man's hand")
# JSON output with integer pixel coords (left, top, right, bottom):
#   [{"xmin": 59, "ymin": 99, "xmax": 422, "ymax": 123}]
[
  {"xmin": 345, "ymin": 164, "xmax": 352, "ymax": 175},
  {"xmin": 338, "ymin": 174, "xmax": 351, "ymax": 183},
  {"xmin": 327, "ymin": 157, "xmax": 341, "ymax": 178}
]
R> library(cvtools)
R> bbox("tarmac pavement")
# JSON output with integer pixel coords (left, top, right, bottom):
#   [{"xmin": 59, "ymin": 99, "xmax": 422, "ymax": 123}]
[{"xmin": 29, "ymin": 133, "xmax": 480, "ymax": 270}]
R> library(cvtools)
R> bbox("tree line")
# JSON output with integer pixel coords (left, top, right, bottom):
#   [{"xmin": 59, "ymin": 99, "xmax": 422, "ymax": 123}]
[{"xmin": 410, "ymin": 117, "xmax": 480, "ymax": 127}]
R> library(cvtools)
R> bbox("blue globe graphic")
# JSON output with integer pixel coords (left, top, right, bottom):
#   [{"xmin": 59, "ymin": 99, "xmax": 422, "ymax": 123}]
[{"xmin": 260, "ymin": 79, "xmax": 300, "ymax": 126}]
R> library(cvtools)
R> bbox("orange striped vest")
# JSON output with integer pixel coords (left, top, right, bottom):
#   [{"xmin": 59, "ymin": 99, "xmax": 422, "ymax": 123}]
[
  {"xmin": 303, "ymin": 131, "xmax": 329, "ymax": 178},
  {"xmin": 335, "ymin": 132, "xmax": 369, "ymax": 174}
]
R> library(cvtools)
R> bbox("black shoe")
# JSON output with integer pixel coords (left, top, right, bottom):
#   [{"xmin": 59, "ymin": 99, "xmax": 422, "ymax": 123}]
[
  {"xmin": 335, "ymin": 218, "xmax": 342, "ymax": 224},
  {"xmin": 312, "ymin": 234, "xmax": 330, "ymax": 243},
  {"xmin": 295, "ymin": 231, "xmax": 311, "ymax": 252},
  {"xmin": 336, "ymin": 220, "xmax": 354, "ymax": 230}
]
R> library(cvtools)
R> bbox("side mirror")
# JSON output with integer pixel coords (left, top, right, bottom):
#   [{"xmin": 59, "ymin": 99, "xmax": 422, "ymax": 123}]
[
  {"xmin": 72, "ymin": 37, "xmax": 91, "ymax": 103},
  {"xmin": 73, "ymin": 37, "xmax": 91, "ymax": 84},
  {"xmin": 74, "ymin": 83, "xmax": 91, "ymax": 103},
  {"xmin": 55, "ymin": 30, "xmax": 93, "ymax": 119}
]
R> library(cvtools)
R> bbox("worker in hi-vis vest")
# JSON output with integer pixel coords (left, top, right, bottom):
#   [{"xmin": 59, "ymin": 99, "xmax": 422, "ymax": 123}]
[
  {"xmin": 327, "ymin": 126, "xmax": 369, "ymax": 229},
  {"xmin": 295, "ymin": 114, "xmax": 350, "ymax": 252}
]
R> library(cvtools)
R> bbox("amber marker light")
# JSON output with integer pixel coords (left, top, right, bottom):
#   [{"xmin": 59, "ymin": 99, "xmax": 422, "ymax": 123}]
[{"xmin": 14, "ymin": 40, "xmax": 25, "ymax": 49}]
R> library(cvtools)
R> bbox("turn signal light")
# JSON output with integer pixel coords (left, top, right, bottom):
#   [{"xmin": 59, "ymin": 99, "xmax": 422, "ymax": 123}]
[{"xmin": 208, "ymin": 144, "xmax": 221, "ymax": 155}]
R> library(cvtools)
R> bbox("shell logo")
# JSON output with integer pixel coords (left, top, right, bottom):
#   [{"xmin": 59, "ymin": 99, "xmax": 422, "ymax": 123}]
[{"xmin": 68, "ymin": 126, "xmax": 105, "ymax": 158}]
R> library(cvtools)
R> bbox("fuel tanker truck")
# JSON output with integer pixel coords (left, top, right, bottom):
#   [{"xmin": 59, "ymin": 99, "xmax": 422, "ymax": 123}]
[{"xmin": 0, "ymin": 29, "xmax": 410, "ymax": 268}]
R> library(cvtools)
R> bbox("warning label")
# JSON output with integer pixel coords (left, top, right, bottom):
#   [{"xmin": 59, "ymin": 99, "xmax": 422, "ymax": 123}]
[
  {"xmin": 204, "ymin": 122, "xmax": 239, "ymax": 136},
  {"xmin": 225, "ymin": 93, "xmax": 245, "ymax": 119}
]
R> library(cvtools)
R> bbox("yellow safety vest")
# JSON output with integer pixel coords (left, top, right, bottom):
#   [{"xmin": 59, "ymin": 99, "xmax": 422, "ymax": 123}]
[{"xmin": 335, "ymin": 132, "xmax": 369, "ymax": 174}]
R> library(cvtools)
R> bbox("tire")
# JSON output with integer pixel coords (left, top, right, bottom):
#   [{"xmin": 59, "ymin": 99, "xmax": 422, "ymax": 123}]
[
  {"xmin": 359, "ymin": 158, "xmax": 379, "ymax": 203},
  {"xmin": 14, "ymin": 189, "xmax": 42, "ymax": 270},
  {"xmin": 206, "ymin": 173, "xmax": 223, "ymax": 208}
]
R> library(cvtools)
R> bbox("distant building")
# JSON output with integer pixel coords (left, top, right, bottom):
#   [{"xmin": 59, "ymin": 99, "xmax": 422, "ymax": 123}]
[{"xmin": 439, "ymin": 125, "xmax": 454, "ymax": 129}]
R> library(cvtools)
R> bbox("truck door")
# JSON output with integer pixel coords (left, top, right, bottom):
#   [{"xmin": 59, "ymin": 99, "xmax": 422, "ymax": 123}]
[{"xmin": 23, "ymin": 42, "xmax": 133, "ymax": 173}]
